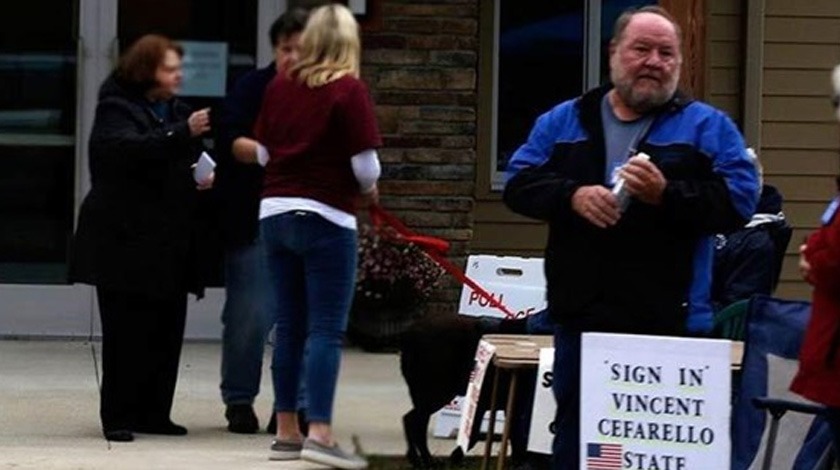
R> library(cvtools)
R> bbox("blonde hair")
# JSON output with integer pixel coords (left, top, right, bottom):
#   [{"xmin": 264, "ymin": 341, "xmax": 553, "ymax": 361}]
[{"xmin": 291, "ymin": 4, "xmax": 360, "ymax": 88}]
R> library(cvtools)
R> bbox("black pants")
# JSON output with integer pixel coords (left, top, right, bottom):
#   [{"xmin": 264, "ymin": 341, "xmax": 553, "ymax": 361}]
[
  {"xmin": 96, "ymin": 287, "xmax": 187, "ymax": 432},
  {"xmin": 827, "ymin": 408, "xmax": 840, "ymax": 466}
]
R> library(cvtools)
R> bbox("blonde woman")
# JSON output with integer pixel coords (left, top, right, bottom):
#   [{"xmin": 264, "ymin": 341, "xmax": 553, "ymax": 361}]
[{"xmin": 253, "ymin": 4, "xmax": 379, "ymax": 468}]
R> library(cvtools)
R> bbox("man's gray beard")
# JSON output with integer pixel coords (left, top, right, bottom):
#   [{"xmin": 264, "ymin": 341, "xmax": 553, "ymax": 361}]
[{"xmin": 615, "ymin": 82, "xmax": 674, "ymax": 114}]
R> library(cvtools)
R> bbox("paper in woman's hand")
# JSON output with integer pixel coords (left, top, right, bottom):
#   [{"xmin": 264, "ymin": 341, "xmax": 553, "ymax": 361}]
[{"xmin": 193, "ymin": 151, "xmax": 216, "ymax": 184}]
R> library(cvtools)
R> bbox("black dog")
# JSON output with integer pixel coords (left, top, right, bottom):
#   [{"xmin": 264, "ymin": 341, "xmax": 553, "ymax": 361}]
[{"xmin": 399, "ymin": 314, "xmax": 527, "ymax": 468}]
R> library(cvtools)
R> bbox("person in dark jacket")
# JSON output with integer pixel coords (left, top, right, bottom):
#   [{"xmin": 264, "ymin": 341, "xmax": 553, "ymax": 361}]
[
  {"xmin": 215, "ymin": 8, "xmax": 308, "ymax": 435},
  {"xmin": 70, "ymin": 34, "xmax": 213, "ymax": 443},
  {"xmin": 711, "ymin": 183, "xmax": 791, "ymax": 312},
  {"xmin": 503, "ymin": 6, "xmax": 759, "ymax": 469}
]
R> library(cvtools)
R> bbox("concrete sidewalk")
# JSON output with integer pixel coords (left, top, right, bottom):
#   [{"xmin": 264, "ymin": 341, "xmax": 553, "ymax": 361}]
[{"xmin": 0, "ymin": 340, "xmax": 458, "ymax": 469}]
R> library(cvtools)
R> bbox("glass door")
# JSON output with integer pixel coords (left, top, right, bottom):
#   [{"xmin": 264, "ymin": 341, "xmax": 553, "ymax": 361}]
[
  {"xmin": 0, "ymin": 0, "xmax": 78, "ymax": 284},
  {"xmin": 0, "ymin": 0, "xmax": 99, "ymax": 337},
  {"xmin": 0, "ymin": 0, "xmax": 262, "ymax": 338}
]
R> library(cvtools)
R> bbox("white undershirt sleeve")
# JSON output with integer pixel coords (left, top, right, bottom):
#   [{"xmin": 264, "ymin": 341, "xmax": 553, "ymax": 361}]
[
  {"xmin": 351, "ymin": 149, "xmax": 381, "ymax": 193},
  {"xmin": 256, "ymin": 143, "xmax": 270, "ymax": 167}
]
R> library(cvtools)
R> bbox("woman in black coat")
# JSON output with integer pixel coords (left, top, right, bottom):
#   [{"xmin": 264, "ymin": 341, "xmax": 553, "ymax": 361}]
[{"xmin": 70, "ymin": 34, "xmax": 213, "ymax": 442}]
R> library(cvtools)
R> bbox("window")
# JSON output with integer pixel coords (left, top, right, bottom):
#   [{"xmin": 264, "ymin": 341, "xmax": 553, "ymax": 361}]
[
  {"xmin": 0, "ymin": 0, "xmax": 78, "ymax": 283},
  {"xmin": 489, "ymin": 0, "xmax": 656, "ymax": 190}
]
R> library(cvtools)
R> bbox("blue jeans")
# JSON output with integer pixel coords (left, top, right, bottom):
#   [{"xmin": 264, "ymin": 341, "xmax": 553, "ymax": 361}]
[
  {"xmin": 220, "ymin": 238, "xmax": 273, "ymax": 405},
  {"xmin": 261, "ymin": 211, "xmax": 357, "ymax": 423},
  {"xmin": 552, "ymin": 327, "xmax": 581, "ymax": 470}
]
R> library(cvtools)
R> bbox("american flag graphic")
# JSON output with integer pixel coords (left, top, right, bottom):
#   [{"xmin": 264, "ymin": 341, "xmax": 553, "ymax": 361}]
[{"xmin": 586, "ymin": 442, "xmax": 623, "ymax": 470}]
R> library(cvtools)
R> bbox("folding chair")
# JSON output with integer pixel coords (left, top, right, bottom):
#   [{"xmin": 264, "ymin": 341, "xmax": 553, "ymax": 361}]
[
  {"xmin": 751, "ymin": 397, "xmax": 829, "ymax": 470},
  {"xmin": 731, "ymin": 295, "xmax": 834, "ymax": 470}
]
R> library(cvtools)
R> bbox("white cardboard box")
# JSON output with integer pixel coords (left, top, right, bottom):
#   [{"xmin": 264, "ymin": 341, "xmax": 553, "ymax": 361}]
[{"xmin": 457, "ymin": 255, "xmax": 547, "ymax": 319}]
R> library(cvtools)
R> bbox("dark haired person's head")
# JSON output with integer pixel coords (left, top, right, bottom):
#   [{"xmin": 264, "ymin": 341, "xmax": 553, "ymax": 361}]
[
  {"xmin": 269, "ymin": 8, "xmax": 309, "ymax": 73},
  {"xmin": 116, "ymin": 34, "xmax": 184, "ymax": 101}
]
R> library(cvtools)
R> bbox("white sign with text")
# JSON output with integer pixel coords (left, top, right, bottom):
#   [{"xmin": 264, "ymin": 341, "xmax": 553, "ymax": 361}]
[
  {"xmin": 527, "ymin": 347, "xmax": 556, "ymax": 454},
  {"xmin": 580, "ymin": 333, "xmax": 731, "ymax": 470},
  {"xmin": 456, "ymin": 339, "xmax": 497, "ymax": 451}
]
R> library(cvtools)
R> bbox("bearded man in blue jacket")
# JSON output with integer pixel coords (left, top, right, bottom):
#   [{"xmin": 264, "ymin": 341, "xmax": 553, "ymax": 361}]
[{"xmin": 503, "ymin": 6, "xmax": 759, "ymax": 469}]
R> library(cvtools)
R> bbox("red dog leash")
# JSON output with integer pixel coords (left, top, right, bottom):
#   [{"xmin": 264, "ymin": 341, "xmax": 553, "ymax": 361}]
[{"xmin": 369, "ymin": 204, "xmax": 516, "ymax": 319}]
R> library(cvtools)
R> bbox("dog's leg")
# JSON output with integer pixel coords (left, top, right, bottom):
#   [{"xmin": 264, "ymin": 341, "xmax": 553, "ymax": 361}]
[{"xmin": 449, "ymin": 446, "xmax": 465, "ymax": 467}]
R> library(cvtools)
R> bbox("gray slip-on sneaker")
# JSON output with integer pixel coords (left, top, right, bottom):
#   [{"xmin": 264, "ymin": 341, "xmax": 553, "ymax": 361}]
[
  {"xmin": 301, "ymin": 438, "xmax": 368, "ymax": 469},
  {"xmin": 269, "ymin": 438, "xmax": 303, "ymax": 461}
]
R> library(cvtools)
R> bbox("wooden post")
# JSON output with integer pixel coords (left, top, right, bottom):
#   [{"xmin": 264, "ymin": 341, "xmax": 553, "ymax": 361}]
[{"xmin": 659, "ymin": 0, "xmax": 707, "ymax": 99}]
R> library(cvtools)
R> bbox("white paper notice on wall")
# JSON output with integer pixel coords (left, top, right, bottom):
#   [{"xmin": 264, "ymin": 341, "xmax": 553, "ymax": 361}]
[
  {"xmin": 347, "ymin": 0, "xmax": 367, "ymax": 15},
  {"xmin": 180, "ymin": 41, "xmax": 228, "ymax": 97},
  {"xmin": 580, "ymin": 333, "xmax": 732, "ymax": 470}
]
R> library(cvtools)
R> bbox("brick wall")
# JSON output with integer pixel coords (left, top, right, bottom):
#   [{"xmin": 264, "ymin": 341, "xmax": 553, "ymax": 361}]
[{"xmin": 359, "ymin": 0, "xmax": 480, "ymax": 315}]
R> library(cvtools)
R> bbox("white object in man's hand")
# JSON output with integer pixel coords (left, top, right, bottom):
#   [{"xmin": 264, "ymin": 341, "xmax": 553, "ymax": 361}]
[{"xmin": 619, "ymin": 153, "xmax": 666, "ymax": 205}]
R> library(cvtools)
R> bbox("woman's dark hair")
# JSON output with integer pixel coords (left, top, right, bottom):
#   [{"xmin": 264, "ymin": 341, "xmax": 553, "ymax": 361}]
[
  {"xmin": 269, "ymin": 8, "xmax": 309, "ymax": 47},
  {"xmin": 116, "ymin": 34, "xmax": 183, "ymax": 92}
]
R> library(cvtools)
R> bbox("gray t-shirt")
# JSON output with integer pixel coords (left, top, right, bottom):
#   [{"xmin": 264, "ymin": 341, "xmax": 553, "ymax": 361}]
[{"xmin": 601, "ymin": 94, "xmax": 654, "ymax": 186}]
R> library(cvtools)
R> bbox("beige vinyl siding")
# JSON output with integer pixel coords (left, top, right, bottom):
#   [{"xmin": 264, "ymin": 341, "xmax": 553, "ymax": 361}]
[
  {"xmin": 762, "ymin": 0, "xmax": 840, "ymax": 299},
  {"xmin": 707, "ymin": 0, "xmax": 743, "ymax": 123}
]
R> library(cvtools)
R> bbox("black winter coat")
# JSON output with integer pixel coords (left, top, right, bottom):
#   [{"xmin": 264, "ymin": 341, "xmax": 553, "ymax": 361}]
[{"xmin": 70, "ymin": 75, "xmax": 211, "ymax": 298}]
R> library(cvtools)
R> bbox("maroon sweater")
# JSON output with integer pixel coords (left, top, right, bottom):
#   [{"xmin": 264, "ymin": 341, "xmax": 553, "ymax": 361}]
[{"xmin": 254, "ymin": 74, "xmax": 382, "ymax": 214}]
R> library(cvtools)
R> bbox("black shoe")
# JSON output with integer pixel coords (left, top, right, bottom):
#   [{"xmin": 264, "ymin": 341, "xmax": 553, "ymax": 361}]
[
  {"xmin": 103, "ymin": 429, "xmax": 134, "ymax": 442},
  {"xmin": 226, "ymin": 404, "xmax": 259, "ymax": 434},
  {"xmin": 266, "ymin": 412, "xmax": 277, "ymax": 434},
  {"xmin": 133, "ymin": 420, "xmax": 187, "ymax": 436}
]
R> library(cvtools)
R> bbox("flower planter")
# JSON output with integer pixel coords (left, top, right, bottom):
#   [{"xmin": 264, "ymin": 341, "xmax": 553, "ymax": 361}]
[{"xmin": 350, "ymin": 224, "xmax": 444, "ymax": 352}]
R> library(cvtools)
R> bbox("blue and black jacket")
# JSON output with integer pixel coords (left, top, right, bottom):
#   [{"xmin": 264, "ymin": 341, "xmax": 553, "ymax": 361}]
[{"xmin": 503, "ymin": 85, "xmax": 759, "ymax": 336}]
